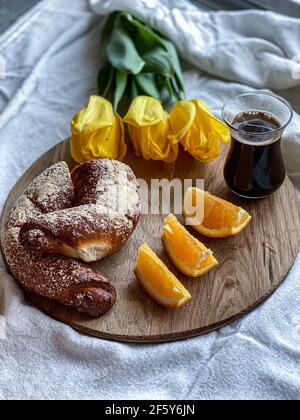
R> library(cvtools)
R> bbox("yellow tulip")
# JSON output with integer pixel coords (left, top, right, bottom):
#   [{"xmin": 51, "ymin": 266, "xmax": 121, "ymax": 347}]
[
  {"xmin": 124, "ymin": 96, "xmax": 178, "ymax": 163},
  {"xmin": 70, "ymin": 96, "xmax": 127, "ymax": 163},
  {"xmin": 169, "ymin": 99, "xmax": 230, "ymax": 163}
]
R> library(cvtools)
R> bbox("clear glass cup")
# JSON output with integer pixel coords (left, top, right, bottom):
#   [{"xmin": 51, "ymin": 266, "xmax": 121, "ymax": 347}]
[{"xmin": 222, "ymin": 91, "xmax": 293, "ymax": 199}]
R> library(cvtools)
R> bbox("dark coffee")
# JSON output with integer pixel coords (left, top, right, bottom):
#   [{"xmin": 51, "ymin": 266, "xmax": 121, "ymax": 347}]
[{"xmin": 224, "ymin": 111, "xmax": 286, "ymax": 198}]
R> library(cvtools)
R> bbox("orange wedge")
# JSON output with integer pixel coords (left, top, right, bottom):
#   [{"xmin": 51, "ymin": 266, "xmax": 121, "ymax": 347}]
[
  {"xmin": 134, "ymin": 244, "xmax": 192, "ymax": 308},
  {"xmin": 162, "ymin": 214, "xmax": 218, "ymax": 277},
  {"xmin": 183, "ymin": 188, "xmax": 252, "ymax": 238}
]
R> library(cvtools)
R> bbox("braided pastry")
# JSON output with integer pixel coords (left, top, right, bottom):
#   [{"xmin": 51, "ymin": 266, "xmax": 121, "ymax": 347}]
[
  {"xmin": 20, "ymin": 160, "xmax": 141, "ymax": 262},
  {"xmin": 3, "ymin": 160, "xmax": 141, "ymax": 317}
]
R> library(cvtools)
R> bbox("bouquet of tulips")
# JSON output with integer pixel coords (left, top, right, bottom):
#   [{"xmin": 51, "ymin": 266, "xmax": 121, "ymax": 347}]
[
  {"xmin": 70, "ymin": 96, "xmax": 230, "ymax": 164},
  {"xmin": 70, "ymin": 13, "xmax": 230, "ymax": 165}
]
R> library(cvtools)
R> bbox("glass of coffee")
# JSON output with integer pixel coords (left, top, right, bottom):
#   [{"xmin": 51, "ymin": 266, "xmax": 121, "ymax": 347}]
[{"xmin": 223, "ymin": 92, "xmax": 293, "ymax": 199}]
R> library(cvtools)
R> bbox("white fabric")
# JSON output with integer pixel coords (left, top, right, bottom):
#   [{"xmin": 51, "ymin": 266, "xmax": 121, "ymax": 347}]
[
  {"xmin": 0, "ymin": 0, "xmax": 299, "ymax": 400},
  {"xmin": 251, "ymin": 0, "xmax": 300, "ymax": 17},
  {"xmin": 91, "ymin": 0, "xmax": 300, "ymax": 89}
]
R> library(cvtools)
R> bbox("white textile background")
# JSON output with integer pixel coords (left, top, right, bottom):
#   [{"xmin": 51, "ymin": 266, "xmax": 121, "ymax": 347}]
[{"xmin": 0, "ymin": 0, "xmax": 299, "ymax": 400}]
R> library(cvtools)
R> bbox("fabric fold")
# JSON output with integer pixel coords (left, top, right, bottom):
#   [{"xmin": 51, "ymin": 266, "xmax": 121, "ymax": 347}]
[
  {"xmin": 90, "ymin": 0, "xmax": 300, "ymax": 89},
  {"xmin": 0, "ymin": 0, "xmax": 299, "ymax": 400}
]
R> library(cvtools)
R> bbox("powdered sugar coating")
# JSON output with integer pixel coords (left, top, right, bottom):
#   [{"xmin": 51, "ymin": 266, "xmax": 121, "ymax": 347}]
[
  {"xmin": 3, "ymin": 160, "xmax": 146, "ymax": 316},
  {"xmin": 19, "ymin": 159, "xmax": 141, "ymax": 262},
  {"xmin": 6, "ymin": 195, "xmax": 42, "ymax": 228},
  {"xmin": 72, "ymin": 159, "xmax": 141, "ymax": 224},
  {"xmin": 4, "ymin": 228, "xmax": 109, "ymax": 297},
  {"xmin": 25, "ymin": 161, "xmax": 74, "ymax": 212}
]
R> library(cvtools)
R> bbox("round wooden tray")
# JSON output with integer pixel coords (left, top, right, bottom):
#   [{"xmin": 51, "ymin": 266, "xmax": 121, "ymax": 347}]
[{"xmin": 1, "ymin": 140, "xmax": 299, "ymax": 343}]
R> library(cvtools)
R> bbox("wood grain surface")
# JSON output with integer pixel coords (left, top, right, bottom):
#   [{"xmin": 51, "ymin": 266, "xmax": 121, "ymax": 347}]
[{"xmin": 1, "ymin": 139, "xmax": 299, "ymax": 343}]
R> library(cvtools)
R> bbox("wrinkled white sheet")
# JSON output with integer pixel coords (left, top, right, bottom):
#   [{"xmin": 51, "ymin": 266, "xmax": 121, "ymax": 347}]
[
  {"xmin": 91, "ymin": 0, "xmax": 300, "ymax": 89},
  {"xmin": 0, "ymin": 0, "xmax": 299, "ymax": 400}
]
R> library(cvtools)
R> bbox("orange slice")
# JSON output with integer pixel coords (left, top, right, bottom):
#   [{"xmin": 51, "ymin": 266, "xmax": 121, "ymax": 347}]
[
  {"xmin": 134, "ymin": 244, "xmax": 192, "ymax": 308},
  {"xmin": 183, "ymin": 188, "xmax": 252, "ymax": 238},
  {"xmin": 162, "ymin": 214, "xmax": 218, "ymax": 277}
]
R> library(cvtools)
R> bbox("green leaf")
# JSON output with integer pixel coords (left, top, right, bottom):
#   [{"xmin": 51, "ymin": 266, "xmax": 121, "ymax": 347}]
[
  {"xmin": 121, "ymin": 14, "xmax": 184, "ymax": 90},
  {"xmin": 98, "ymin": 12, "xmax": 185, "ymax": 110},
  {"xmin": 134, "ymin": 74, "xmax": 161, "ymax": 99},
  {"xmin": 130, "ymin": 77, "xmax": 140, "ymax": 100},
  {"xmin": 141, "ymin": 47, "xmax": 173, "ymax": 77},
  {"xmin": 122, "ymin": 13, "xmax": 185, "ymax": 98},
  {"xmin": 98, "ymin": 64, "xmax": 115, "ymax": 98},
  {"xmin": 101, "ymin": 13, "xmax": 118, "ymax": 49},
  {"xmin": 121, "ymin": 13, "xmax": 164, "ymax": 53},
  {"xmin": 162, "ymin": 76, "xmax": 178, "ymax": 103},
  {"xmin": 174, "ymin": 74, "xmax": 185, "ymax": 100},
  {"xmin": 114, "ymin": 71, "xmax": 128, "ymax": 112},
  {"xmin": 160, "ymin": 38, "xmax": 185, "ymax": 94},
  {"xmin": 106, "ymin": 15, "xmax": 145, "ymax": 75},
  {"xmin": 172, "ymin": 76, "xmax": 185, "ymax": 100}
]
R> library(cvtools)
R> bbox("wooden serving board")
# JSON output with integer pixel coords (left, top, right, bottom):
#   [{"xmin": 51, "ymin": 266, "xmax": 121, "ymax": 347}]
[{"xmin": 1, "ymin": 140, "xmax": 299, "ymax": 343}]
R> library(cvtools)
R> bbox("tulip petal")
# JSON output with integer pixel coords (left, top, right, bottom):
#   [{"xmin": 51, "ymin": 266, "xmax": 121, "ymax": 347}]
[
  {"xmin": 129, "ymin": 125, "xmax": 152, "ymax": 160},
  {"xmin": 70, "ymin": 134, "xmax": 88, "ymax": 163},
  {"xmin": 70, "ymin": 96, "xmax": 127, "ymax": 163},
  {"xmin": 126, "ymin": 103, "xmax": 178, "ymax": 163},
  {"xmin": 169, "ymin": 100, "xmax": 196, "ymax": 144},
  {"xmin": 72, "ymin": 96, "xmax": 115, "ymax": 133},
  {"xmin": 193, "ymin": 99, "xmax": 231, "ymax": 144},
  {"xmin": 139, "ymin": 127, "xmax": 152, "ymax": 161},
  {"xmin": 124, "ymin": 96, "xmax": 165, "ymax": 127},
  {"xmin": 128, "ymin": 126, "xmax": 143, "ymax": 157},
  {"xmin": 173, "ymin": 99, "xmax": 230, "ymax": 163},
  {"xmin": 149, "ymin": 115, "xmax": 178, "ymax": 162}
]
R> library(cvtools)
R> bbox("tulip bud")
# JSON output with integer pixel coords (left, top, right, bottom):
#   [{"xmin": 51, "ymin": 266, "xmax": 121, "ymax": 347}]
[
  {"xmin": 124, "ymin": 96, "xmax": 178, "ymax": 163},
  {"xmin": 70, "ymin": 96, "xmax": 127, "ymax": 163},
  {"xmin": 169, "ymin": 99, "xmax": 230, "ymax": 163}
]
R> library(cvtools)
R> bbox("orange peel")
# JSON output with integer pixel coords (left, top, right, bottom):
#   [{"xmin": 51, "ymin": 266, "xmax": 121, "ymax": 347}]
[{"xmin": 183, "ymin": 188, "xmax": 252, "ymax": 238}]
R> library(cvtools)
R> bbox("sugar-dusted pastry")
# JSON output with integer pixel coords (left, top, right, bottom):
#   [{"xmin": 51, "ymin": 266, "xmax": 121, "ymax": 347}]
[
  {"xmin": 3, "ymin": 160, "xmax": 141, "ymax": 317},
  {"xmin": 19, "ymin": 160, "xmax": 141, "ymax": 262}
]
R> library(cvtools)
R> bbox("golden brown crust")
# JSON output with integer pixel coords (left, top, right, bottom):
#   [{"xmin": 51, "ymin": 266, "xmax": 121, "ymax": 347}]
[
  {"xmin": 4, "ymin": 228, "xmax": 116, "ymax": 317},
  {"xmin": 19, "ymin": 159, "xmax": 141, "ymax": 262},
  {"xmin": 3, "ymin": 161, "xmax": 129, "ymax": 317}
]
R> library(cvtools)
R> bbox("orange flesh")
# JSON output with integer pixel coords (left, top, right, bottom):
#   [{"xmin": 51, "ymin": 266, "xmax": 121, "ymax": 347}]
[
  {"xmin": 134, "ymin": 244, "xmax": 191, "ymax": 308},
  {"xmin": 163, "ymin": 214, "xmax": 214, "ymax": 269},
  {"xmin": 184, "ymin": 188, "xmax": 252, "ymax": 236},
  {"xmin": 137, "ymin": 249, "xmax": 184, "ymax": 299}
]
